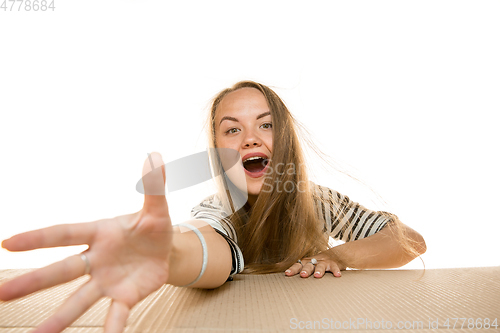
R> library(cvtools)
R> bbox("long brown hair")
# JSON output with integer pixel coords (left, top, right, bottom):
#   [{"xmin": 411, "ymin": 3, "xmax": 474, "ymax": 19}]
[{"xmin": 206, "ymin": 80, "xmax": 423, "ymax": 274}]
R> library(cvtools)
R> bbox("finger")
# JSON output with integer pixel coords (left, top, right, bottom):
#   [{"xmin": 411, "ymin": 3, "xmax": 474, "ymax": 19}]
[
  {"xmin": 104, "ymin": 300, "xmax": 130, "ymax": 333},
  {"xmin": 33, "ymin": 279, "xmax": 102, "ymax": 333},
  {"xmin": 313, "ymin": 262, "xmax": 327, "ymax": 278},
  {"xmin": 285, "ymin": 262, "xmax": 303, "ymax": 276},
  {"xmin": 0, "ymin": 254, "xmax": 88, "ymax": 301},
  {"xmin": 2, "ymin": 222, "xmax": 97, "ymax": 251},
  {"xmin": 327, "ymin": 262, "xmax": 342, "ymax": 277},
  {"xmin": 300, "ymin": 262, "xmax": 315, "ymax": 278},
  {"xmin": 142, "ymin": 152, "xmax": 168, "ymax": 214}
]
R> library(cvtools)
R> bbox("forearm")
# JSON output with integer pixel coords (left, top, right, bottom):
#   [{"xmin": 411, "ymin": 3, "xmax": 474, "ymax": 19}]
[
  {"xmin": 329, "ymin": 222, "xmax": 426, "ymax": 270},
  {"xmin": 166, "ymin": 220, "xmax": 232, "ymax": 289}
]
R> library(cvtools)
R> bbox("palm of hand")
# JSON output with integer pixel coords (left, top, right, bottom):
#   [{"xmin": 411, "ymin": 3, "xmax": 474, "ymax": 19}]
[
  {"xmin": 0, "ymin": 153, "xmax": 172, "ymax": 333},
  {"xmin": 89, "ymin": 212, "xmax": 173, "ymax": 308}
]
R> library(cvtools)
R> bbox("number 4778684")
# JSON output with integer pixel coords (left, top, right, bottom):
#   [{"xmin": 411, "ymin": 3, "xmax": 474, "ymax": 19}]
[{"xmin": 1, "ymin": 0, "xmax": 55, "ymax": 11}]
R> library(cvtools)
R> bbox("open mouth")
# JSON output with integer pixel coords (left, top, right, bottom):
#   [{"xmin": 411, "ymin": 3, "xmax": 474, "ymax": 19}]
[{"xmin": 243, "ymin": 156, "xmax": 269, "ymax": 174}]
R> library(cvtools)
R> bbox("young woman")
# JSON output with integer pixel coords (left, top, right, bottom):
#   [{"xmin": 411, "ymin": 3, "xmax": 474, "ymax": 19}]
[{"xmin": 0, "ymin": 81, "xmax": 426, "ymax": 333}]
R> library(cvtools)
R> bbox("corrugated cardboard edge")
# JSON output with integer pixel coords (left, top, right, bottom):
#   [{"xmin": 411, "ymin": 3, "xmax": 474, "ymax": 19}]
[{"xmin": 1, "ymin": 267, "xmax": 499, "ymax": 332}]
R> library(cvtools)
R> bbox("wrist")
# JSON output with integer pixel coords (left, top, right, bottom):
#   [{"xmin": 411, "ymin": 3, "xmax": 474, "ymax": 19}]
[
  {"xmin": 166, "ymin": 226, "xmax": 184, "ymax": 285},
  {"xmin": 327, "ymin": 246, "xmax": 349, "ymax": 270},
  {"xmin": 166, "ymin": 224, "xmax": 203, "ymax": 286}
]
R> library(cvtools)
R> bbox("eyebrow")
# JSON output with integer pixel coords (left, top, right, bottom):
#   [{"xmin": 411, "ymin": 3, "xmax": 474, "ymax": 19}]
[{"xmin": 219, "ymin": 111, "xmax": 271, "ymax": 126}]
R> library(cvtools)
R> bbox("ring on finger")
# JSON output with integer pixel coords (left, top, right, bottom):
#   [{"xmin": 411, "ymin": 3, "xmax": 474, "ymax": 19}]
[
  {"xmin": 306, "ymin": 259, "xmax": 317, "ymax": 268},
  {"xmin": 309, "ymin": 258, "xmax": 320, "ymax": 276}
]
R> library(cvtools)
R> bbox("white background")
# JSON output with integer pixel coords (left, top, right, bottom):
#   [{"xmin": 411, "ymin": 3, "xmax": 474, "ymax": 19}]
[{"xmin": 0, "ymin": 0, "xmax": 498, "ymax": 270}]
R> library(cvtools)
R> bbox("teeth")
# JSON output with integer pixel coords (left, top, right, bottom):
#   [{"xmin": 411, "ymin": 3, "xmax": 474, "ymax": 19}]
[{"xmin": 243, "ymin": 156, "xmax": 265, "ymax": 163}]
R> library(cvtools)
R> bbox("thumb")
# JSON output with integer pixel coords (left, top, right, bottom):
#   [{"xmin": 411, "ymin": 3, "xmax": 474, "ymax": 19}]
[{"xmin": 141, "ymin": 152, "xmax": 168, "ymax": 213}]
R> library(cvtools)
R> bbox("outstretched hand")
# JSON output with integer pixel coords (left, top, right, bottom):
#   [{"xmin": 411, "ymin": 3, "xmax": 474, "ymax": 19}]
[{"xmin": 0, "ymin": 152, "xmax": 173, "ymax": 333}]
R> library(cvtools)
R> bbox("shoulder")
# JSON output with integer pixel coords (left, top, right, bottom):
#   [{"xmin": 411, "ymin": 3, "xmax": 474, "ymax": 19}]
[
  {"xmin": 190, "ymin": 193, "xmax": 238, "ymax": 238},
  {"xmin": 190, "ymin": 193, "xmax": 229, "ymax": 216},
  {"xmin": 193, "ymin": 194, "xmax": 221, "ymax": 210},
  {"xmin": 309, "ymin": 181, "xmax": 341, "ymax": 203}
]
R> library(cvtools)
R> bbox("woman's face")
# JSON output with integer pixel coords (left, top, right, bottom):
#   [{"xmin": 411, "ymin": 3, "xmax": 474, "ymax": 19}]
[{"xmin": 214, "ymin": 87, "xmax": 273, "ymax": 204}]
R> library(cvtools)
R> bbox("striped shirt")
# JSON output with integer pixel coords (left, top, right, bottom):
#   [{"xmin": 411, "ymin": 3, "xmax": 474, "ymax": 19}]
[{"xmin": 190, "ymin": 182, "xmax": 395, "ymax": 277}]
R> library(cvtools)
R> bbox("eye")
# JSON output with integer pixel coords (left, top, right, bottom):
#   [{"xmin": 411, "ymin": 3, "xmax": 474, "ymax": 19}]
[
  {"xmin": 225, "ymin": 128, "xmax": 240, "ymax": 134},
  {"xmin": 261, "ymin": 123, "xmax": 272, "ymax": 129}
]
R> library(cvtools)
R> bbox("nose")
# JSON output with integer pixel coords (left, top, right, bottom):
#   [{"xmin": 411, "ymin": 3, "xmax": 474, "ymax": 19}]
[{"xmin": 242, "ymin": 131, "xmax": 262, "ymax": 148}]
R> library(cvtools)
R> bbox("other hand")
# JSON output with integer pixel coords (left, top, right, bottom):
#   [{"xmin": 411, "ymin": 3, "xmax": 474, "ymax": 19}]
[{"xmin": 284, "ymin": 250, "xmax": 346, "ymax": 278}]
